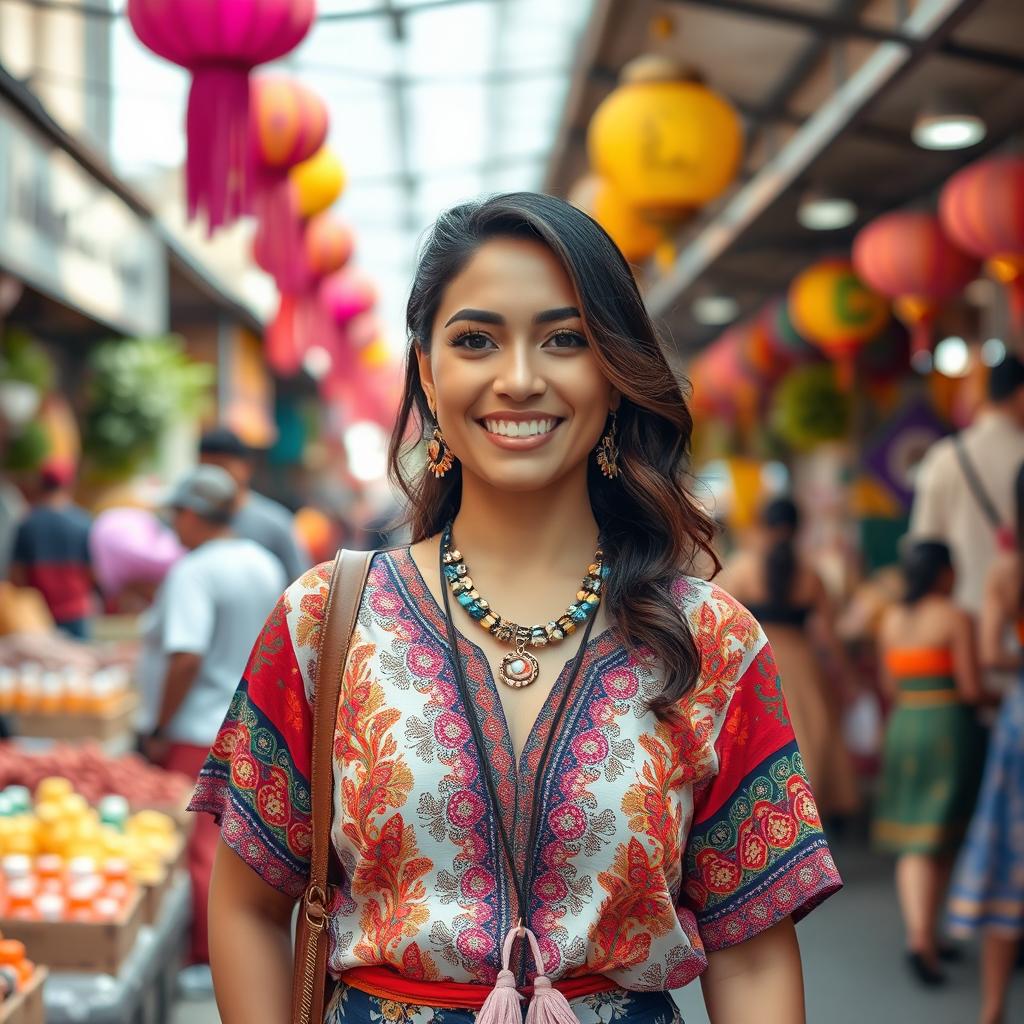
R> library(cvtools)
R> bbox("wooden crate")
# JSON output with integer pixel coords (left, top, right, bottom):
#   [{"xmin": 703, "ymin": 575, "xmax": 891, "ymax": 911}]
[
  {"xmin": 0, "ymin": 891, "xmax": 142, "ymax": 975},
  {"xmin": 0, "ymin": 967, "xmax": 47, "ymax": 1024},
  {"xmin": 11, "ymin": 692, "xmax": 138, "ymax": 743}
]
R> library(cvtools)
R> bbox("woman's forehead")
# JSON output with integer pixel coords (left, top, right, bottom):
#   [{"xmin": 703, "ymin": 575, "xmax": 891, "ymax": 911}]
[{"xmin": 437, "ymin": 237, "xmax": 577, "ymax": 319}]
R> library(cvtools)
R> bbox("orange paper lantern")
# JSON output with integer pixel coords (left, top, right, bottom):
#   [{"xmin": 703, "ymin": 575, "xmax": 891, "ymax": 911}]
[{"xmin": 291, "ymin": 147, "xmax": 345, "ymax": 219}]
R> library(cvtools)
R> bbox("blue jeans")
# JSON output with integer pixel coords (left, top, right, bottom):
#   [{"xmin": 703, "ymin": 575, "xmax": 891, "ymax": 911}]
[{"xmin": 326, "ymin": 983, "xmax": 683, "ymax": 1024}]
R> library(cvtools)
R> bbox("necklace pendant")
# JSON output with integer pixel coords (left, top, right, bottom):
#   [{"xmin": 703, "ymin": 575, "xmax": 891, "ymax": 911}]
[{"xmin": 499, "ymin": 650, "xmax": 540, "ymax": 688}]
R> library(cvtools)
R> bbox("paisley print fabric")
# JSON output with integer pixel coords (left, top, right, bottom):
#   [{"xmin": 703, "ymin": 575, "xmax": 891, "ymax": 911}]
[
  {"xmin": 325, "ymin": 980, "xmax": 682, "ymax": 1024},
  {"xmin": 191, "ymin": 549, "xmax": 842, "ymax": 992}
]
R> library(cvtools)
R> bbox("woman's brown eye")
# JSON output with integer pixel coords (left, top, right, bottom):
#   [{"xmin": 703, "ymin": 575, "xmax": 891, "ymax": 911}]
[
  {"xmin": 451, "ymin": 332, "xmax": 495, "ymax": 351},
  {"xmin": 547, "ymin": 331, "xmax": 587, "ymax": 349}
]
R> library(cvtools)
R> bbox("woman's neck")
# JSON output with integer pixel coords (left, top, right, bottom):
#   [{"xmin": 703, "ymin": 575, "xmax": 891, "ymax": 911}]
[{"xmin": 451, "ymin": 466, "xmax": 600, "ymax": 578}]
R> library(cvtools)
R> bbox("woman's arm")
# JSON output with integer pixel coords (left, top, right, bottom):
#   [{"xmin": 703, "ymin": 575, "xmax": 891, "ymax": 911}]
[
  {"xmin": 209, "ymin": 839, "xmax": 297, "ymax": 1024},
  {"xmin": 949, "ymin": 609, "xmax": 988, "ymax": 705},
  {"xmin": 700, "ymin": 917, "xmax": 805, "ymax": 1024},
  {"xmin": 979, "ymin": 561, "xmax": 1023, "ymax": 672}
]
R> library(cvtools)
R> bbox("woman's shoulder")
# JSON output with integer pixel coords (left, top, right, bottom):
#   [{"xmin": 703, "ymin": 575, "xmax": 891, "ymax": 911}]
[{"xmin": 671, "ymin": 572, "xmax": 768, "ymax": 653}]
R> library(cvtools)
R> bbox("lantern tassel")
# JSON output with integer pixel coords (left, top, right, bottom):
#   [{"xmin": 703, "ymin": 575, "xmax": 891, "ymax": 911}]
[
  {"xmin": 894, "ymin": 296, "xmax": 937, "ymax": 363},
  {"xmin": 187, "ymin": 67, "xmax": 252, "ymax": 235},
  {"xmin": 252, "ymin": 175, "xmax": 308, "ymax": 293},
  {"xmin": 267, "ymin": 294, "xmax": 301, "ymax": 377}
]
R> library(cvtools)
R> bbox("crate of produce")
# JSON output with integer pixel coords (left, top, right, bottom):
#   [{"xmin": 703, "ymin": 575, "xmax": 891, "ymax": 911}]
[
  {"xmin": 0, "ymin": 890, "xmax": 143, "ymax": 975},
  {"xmin": 0, "ymin": 967, "xmax": 46, "ymax": 1024},
  {"xmin": 10, "ymin": 693, "xmax": 138, "ymax": 744}
]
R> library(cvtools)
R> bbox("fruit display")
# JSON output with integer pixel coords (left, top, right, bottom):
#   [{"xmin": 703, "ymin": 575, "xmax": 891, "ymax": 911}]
[
  {"xmin": 0, "ymin": 744, "xmax": 190, "ymax": 811},
  {"xmin": 0, "ymin": 938, "xmax": 36, "ymax": 1002},
  {"xmin": 0, "ymin": 665, "xmax": 130, "ymax": 716}
]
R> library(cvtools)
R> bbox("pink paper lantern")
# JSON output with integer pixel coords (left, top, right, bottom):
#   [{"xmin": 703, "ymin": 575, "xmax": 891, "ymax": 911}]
[
  {"xmin": 319, "ymin": 268, "xmax": 378, "ymax": 326},
  {"xmin": 127, "ymin": 0, "xmax": 316, "ymax": 233}
]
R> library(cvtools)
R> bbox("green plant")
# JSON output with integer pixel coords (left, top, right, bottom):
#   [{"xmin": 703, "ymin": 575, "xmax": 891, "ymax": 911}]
[
  {"xmin": 1, "ymin": 420, "xmax": 50, "ymax": 473},
  {"xmin": 82, "ymin": 336, "xmax": 213, "ymax": 477},
  {"xmin": 0, "ymin": 328, "xmax": 56, "ymax": 393},
  {"xmin": 770, "ymin": 363, "xmax": 851, "ymax": 452}
]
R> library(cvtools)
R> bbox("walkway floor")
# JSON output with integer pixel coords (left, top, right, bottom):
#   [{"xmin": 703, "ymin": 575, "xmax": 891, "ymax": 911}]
[{"xmin": 173, "ymin": 836, "xmax": 1023, "ymax": 1024}]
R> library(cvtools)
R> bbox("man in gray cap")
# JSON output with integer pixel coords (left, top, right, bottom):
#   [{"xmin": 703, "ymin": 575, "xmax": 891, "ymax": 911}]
[{"xmin": 147, "ymin": 464, "xmax": 285, "ymax": 970}]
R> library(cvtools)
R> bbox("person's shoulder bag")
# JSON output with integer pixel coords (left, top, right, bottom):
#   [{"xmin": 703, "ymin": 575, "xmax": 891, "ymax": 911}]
[{"xmin": 292, "ymin": 548, "xmax": 375, "ymax": 1024}]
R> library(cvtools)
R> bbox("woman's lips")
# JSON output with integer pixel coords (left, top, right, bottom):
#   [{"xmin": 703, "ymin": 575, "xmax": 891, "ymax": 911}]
[{"xmin": 476, "ymin": 418, "xmax": 563, "ymax": 451}]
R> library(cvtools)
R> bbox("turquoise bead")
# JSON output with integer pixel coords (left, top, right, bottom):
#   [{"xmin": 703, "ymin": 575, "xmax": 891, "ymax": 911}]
[
  {"xmin": 444, "ymin": 565, "xmax": 460, "ymax": 582},
  {"xmin": 569, "ymin": 604, "xmax": 589, "ymax": 623},
  {"xmin": 600, "ymin": 565, "xmax": 611, "ymax": 579},
  {"xmin": 468, "ymin": 603, "xmax": 487, "ymax": 620},
  {"xmin": 457, "ymin": 592, "xmax": 475, "ymax": 608}
]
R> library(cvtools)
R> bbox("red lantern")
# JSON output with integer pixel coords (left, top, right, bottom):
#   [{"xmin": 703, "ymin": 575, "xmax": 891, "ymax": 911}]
[
  {"xmin": 250, "ymin": 77, "xmax": 328, "ymax": 282},
  {"xmin": 853, "ymin": 211, "xmax": 979, "ymax": 362},
  {"xmin": 127, "ymin": 0, "xmax": 315, "ymax": 233},
  {"xmin": 689, "ymin": 330, "xmax": 758, "ymax": 429},
  {"xmin": 320, "ymin": 268, "xmax": 378, "ymax": 327},
  {"xmin": 305, "ymin": 214, "xmax": 355, "ymax": 278},
  {"xmin": 940, "ymin": 156, "xmax": 1024, "ymax": 331}
]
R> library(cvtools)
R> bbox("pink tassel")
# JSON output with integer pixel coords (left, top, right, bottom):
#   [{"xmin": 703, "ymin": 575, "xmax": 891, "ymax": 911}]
[
  {"xmin": 524, "ymin": 977, "xmax": 579, "ymax": 1024},
  {"xmin": 476, "ymin": 926, "xmax": 525, "ymax": 1024}
]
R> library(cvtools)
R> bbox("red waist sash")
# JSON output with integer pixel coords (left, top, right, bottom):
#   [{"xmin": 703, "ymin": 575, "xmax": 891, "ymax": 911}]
[{"xmin": 339, "ymin": 966, "xmax": 618, "ymax": 1010}]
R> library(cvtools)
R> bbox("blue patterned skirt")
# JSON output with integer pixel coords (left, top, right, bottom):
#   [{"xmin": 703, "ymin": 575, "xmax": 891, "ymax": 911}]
[
  {"xmin": 325, "ymin": 983, "xmax": 683, "ymax": 1024},
  {"xmin": 947, "ymin": 676, "xmax": 1024, "ymax": 937}
]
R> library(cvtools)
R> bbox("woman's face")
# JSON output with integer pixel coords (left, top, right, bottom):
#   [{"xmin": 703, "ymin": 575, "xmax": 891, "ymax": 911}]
[{"xmin": 418, "ymin": 237, "xmax": 617, "ymax": 494}]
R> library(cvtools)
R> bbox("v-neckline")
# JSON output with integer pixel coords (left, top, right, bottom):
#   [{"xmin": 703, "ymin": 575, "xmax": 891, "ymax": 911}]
[{"xmin": 390, "ymin": 546, "xmax": 613, "ymax": 778}]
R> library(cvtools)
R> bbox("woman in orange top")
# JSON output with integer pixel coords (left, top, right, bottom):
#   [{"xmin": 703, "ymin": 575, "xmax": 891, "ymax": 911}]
[{"xmin": 874, "ymin": 540, "xmax": 987, "ymax": 986}]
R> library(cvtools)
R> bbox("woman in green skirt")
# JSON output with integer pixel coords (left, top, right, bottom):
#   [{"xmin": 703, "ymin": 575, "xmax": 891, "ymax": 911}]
[{"xmin": 875, "ymin": 540, "xmax": 988, "ymax": 986}]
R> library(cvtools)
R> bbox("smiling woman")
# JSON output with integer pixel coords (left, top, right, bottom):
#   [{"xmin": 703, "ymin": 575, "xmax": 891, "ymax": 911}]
[{"xmin": 193, "ymin": 193, "xmax": 842, "ymax": 1024}]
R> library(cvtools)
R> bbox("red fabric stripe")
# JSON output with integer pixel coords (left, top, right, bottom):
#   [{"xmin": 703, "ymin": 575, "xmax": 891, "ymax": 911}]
[{"xmin": 339, "ymin": 966, "xmax": 618, "ymax": 1009}]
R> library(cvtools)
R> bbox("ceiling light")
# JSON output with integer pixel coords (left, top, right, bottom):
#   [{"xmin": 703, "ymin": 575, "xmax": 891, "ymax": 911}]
[
  {"xmin": 981, "ymin": 338, "xmax": 1006, "ymax": 367},
  {"xmin": 912, "ymin": 96, "xmax": 986, "ymax": 151},
  {"xmin": 692, "ymin": 294, "xmax": 739, "ymax": 326},
  {"xmin": 934, "ymin": 336, "xmax": 970, "ymax": 378},
  {"xmin": 797, "ymin": 188, "xmax": 858, "ymax": 231}
]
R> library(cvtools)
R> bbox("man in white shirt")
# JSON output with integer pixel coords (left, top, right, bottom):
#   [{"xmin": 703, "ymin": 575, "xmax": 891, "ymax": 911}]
[
  {"xmin": 910, "ymin": 354, "xmax": 1024, "ymax": 617},
  {"xmin": 148, "ymin": 464, "xmax": 285, "ymax": 966}
]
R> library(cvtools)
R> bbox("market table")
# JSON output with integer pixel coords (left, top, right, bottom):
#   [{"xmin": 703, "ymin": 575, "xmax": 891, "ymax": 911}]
[{"xmin": 39, "ymin": 873, "xmax": 190, "ymax": 1024}]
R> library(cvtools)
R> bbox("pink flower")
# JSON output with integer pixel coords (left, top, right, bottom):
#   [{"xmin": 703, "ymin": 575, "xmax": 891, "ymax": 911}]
[
  {"xmin": 603, "ymin": 667, "xmax": 639, "ymax": 700},
  {"xmin": 459, "ymin": 866, "xmax": 496, "ymax": 901},
  {"xmin": 590, "ymin": 697, "xmax": 617, "ymax": 727},
  {"xmin": 370, "ymin": 589, "xmax": 403, "ymax": 617},
  {"xmin": 559, "ymin": 769, "xmax": 589, "ymax": 800},
  {"xmin": 435, "ymin": 711, "xmax": 471, "ymax": 748},
  {"xmin": 571, "ymin": 729, "xmax": 610, "ymax": 766},
  {"xmin": 455, "ymin": 927, "xmax": 494, "ymax": 961},
  {"xmin": 535, "ymin": 936, "xmax": 562, "ymax": 974},
  {"xmin": 447, "ymin": 789, "xmax": 486, "ymax": 829},
  {"xmin": 531, "ymin": 907, "xmax": 557, "ymax": 934},
  {"xmin": 547, "ymin": 803, "xmax": 587, "ymax": 842},
  {"xmin": 447, "ymin": 751, "xmax": 476, "ymax": 785},
  {"xmin": 535, "ymin": 871, "xmax": 568, "ymax": 904},
  {"xmin": 407, "ymin": 644, "xmax": 445, "ymax": 678},
  {"xmin": 543, "ymin": 841, "xmax": 573, "ymax": 870}
]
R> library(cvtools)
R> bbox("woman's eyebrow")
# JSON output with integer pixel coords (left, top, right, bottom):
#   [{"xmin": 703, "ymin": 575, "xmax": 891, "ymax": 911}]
[
  {"xmin": 534, "ymin": 306, "xmax": 581, "ymax": 324},
  {"xmin": 444, "ymin": 308, "xmax": 504, "ymax": 327}
]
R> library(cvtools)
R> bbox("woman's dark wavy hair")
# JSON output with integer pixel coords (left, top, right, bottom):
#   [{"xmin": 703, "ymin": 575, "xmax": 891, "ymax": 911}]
[
  {"xmin": 761, "ymin": 498, "xmax": 800, "ymax": 608},
  {"xmin": 387, "ymin": 192, "xmax": 720, "ymax": 714},
  {"xmin": 900, "ymin": 540, "xmax": 953, "ymax": 605}
]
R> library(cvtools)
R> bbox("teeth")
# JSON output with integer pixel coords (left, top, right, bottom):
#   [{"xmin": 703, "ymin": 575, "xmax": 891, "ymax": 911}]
[{"xmin": 483, "ymin": 418, "xmax": 557, "ymax": 438}]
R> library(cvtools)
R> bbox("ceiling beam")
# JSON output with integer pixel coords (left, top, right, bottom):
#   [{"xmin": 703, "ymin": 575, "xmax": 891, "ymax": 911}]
[{"xmin": 646, "ymin": 0, "xmax": 985, "ymax": 319}]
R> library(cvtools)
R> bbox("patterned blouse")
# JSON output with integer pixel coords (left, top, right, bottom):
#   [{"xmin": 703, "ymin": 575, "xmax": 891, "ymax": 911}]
[{"xmin": 190, "ymin": 549, "xmax": 842, "ymax": 991}]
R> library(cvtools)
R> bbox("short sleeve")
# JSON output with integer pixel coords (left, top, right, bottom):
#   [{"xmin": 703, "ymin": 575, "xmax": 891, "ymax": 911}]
[
  {"xmin": 680, "ymin": 617, "xmax": 843, "ymax": 953},
  {"xmin": 188, "ymin": 565, "xmax": 332, "ymax": 898},
  {"xmin": 909, "ymin": 440, "xmax": 952, "ymax": 541},
  {"xmin": 162, "ymin": 560, "xmax": 215, "ymax": 655}
]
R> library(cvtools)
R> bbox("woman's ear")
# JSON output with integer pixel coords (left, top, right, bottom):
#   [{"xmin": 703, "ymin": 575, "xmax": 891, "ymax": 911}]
[{"xmin": 416, "ymin": 342, "xmax": 436, "ymax": 413}]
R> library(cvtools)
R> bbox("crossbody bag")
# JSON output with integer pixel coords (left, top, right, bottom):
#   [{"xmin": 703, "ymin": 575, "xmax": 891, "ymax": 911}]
[{"xmin": 292, "ymin": 548, "xmax": 375, "ymax": 1024}]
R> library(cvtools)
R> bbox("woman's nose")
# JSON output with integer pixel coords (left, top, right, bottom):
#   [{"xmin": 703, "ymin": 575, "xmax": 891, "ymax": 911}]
[{"xmin": 492, "ymin": 343, "xmax": 546, "ymax": 402}]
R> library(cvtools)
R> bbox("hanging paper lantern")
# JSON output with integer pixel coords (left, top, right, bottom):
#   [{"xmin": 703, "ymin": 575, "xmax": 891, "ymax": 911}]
[
  {"xmin": 305, "ymin": 214, "xmax": 355, "ymax": 278},
  {"xmin": 291, "ymin": 147, "xmax": 346, "ymax": 220},
  {"xmin": 852, "ymin": 211, "xmax": 979, "ymax": 363},
  {"xmin": 689, "ymin": 330, "xmax": 758, "ymax": 429},
  {"xmin": 347, "ymin": 312, "xmax": 381, "ymax": 351},
  {"xmin": 320, "ymin": 268, "xmax": 377, "ymax": 327},
  {"xmin": 761, "ymin": 297, "xmax": 817, "ymax": 361},
  {"xmin": 788, "ymin": 259, "xmax": 889, "ymax": 387},
  {"xmin": 250, "ymin": 77, "xmax": 328, "ymax": 284},
  {"xmin": 571, "ymin": 174, "xmax": 661, "ymax": 264},
  {"xmin": 939, "ymin": 156, "xmax": 1024, "ymax": 332},
  {"xmin": 588, "ymin": 56, "xmax": 742, "ymax": 221},
  {"xmin": 770, "ymin": 364, "xmax": 851, "ymax": 452},
  {"xmin": 127, "ymin": 0, "xmax": 315, "ymax": 233},
  {"xmin": 360, "ymin": 337, "xmax": 392, "ymax": 371}
]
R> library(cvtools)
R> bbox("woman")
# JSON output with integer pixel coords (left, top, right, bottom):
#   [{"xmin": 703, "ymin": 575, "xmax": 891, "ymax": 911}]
[
  {"xmin": 874, "ymin": 540, "xmax": 987, "ymax": 986},
  {"xmin": 947, "ymin": 463, "xmax": 1024, "ymax": 1024},
  {"xmin": 191, "ymin": 194, "xmax": 842, "ymax": 1024},
  {"xmin": 718, "ymin": 498, "xmax": 861, "ymax": 821}
]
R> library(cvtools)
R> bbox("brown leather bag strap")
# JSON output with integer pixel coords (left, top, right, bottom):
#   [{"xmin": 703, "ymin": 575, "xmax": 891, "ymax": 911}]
[{"xmin": 292, "ymin": 548, "xmax": 374, "ymax": 1024}]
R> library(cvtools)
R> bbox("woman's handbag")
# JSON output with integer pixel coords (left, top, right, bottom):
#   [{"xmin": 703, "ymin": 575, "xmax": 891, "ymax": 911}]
[{"xmin": 292, "ymin": 549, "xmax": 375, "ymax": 1024}]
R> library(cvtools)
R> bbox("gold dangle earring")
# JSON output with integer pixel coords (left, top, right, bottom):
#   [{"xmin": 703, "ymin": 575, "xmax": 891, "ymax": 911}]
[
  {"xmin": 426, "ymin": 401, "xmax": 455, "ymax": 479},
  {"xmin": 596, "ymin": 411, "xmax": 620, "ymax": 479}
]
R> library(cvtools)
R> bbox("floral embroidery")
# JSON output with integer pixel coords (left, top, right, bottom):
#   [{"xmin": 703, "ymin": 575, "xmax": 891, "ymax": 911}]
[{"xmin": 191, "ymin": 558, "xmax": 842, "ymax": 988}]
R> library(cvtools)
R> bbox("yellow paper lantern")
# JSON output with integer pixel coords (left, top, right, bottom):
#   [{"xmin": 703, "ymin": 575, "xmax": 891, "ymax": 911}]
[
  {"xmin": 572, "ymin": 174, "xmax": 661, "ymax": 264},
  {"xmin": 290, "ymin": 147, "xmax": 346, "ymax": 219},
  {"xmin": 587, "ymin": 56, "xmax": 743, "ymax": 218},
  {"xmin": 788, "ymin": 259, "xmax": 889, "ymax": 387},
  {"xmin": 359, "ymin": 337, "xmax": 392, "ymax": 371}
]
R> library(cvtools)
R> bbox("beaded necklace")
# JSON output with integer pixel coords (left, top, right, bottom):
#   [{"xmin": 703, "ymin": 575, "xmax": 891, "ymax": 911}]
[{"xmin": 440, "ymin": 522, "xmax": 607, "ymax": 688}]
